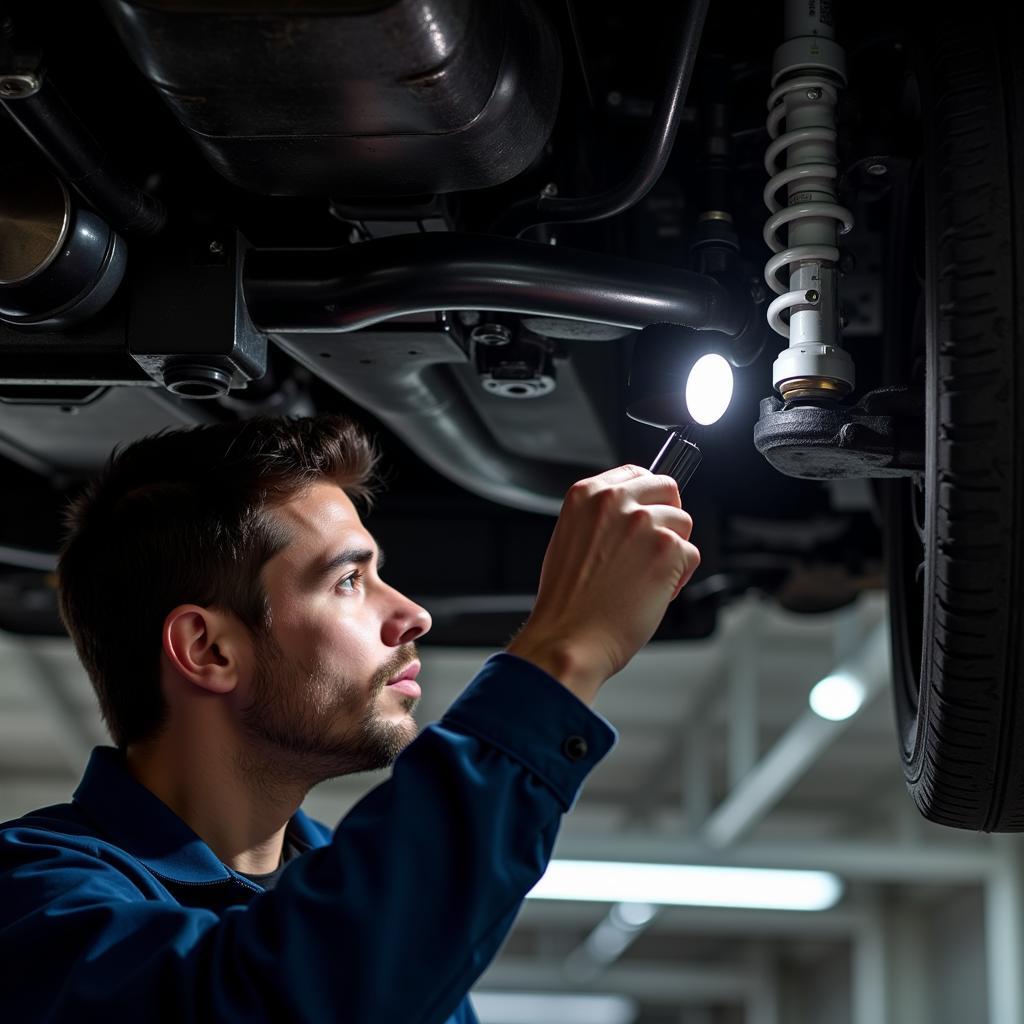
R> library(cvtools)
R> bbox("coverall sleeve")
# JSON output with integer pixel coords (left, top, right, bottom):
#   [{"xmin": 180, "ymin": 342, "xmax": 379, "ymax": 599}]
[{"xmin": 0, "ymin": 653, "xmax": 616, "ymax": 1023}]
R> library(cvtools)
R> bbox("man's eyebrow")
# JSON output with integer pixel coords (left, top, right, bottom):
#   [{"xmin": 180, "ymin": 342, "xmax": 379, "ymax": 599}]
[{"xmin": 309, "ymin": 546, "xmax": 386, "ymax": 586}]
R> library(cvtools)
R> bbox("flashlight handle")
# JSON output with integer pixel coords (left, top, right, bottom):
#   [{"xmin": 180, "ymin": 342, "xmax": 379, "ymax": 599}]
[{"xmin": 649, "ymin": 431, "xmax": 702, "ymax": 490}]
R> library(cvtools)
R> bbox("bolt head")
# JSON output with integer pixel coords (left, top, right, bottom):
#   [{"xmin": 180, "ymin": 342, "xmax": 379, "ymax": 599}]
[
  {"xmin": 541, "ymin": 182, "xmax": 559, "ymax": 198},
  {"xmin": 805, "ymin": 290, "xmax": 820, "ymax": 303},
  {"xmin": 0, "ymin": 73, "xmax": 40, "ymax": 98},
  {"xmin": 471, "ymin": 322, "xmax": 512, "ymax": 347},
  {"xmin": 806, "ymin": 87, "xmax": 822, "ymax": 100},
  {"xmin": 208, "ymin": 240, "xmax": 225, "ymax": 255}
]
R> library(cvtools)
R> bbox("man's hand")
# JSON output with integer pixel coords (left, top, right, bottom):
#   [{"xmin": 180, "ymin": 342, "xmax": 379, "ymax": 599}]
[{"xmin": 506, "ymin": 464, "xmax": 700, "ymax": 705}]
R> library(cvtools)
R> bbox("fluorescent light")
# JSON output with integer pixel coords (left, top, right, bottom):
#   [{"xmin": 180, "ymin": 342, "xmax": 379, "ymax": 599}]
[
  {"xmin": 527, "ymin": 860, "xmax": 843, "ymax": 911},
  {"xmin": 471, "ymin": 992, "xmax": 637, "ymax": 1024},
  {"xmin": 809, "ymin": 671, "xmax": 866, "ymax": 721},
  {"xmin": 609, "ymin": 901, "xmax": 657, "ymax": 928},
  {"xmin": 685, "ymin": 353, "xmax": 734, "ymax": 425}
]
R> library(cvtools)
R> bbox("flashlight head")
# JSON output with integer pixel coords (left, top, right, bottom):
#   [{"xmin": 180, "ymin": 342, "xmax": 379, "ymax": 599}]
[{"xmin": 626, "ymin": 325, "xmax": 734, "ymax": 430}]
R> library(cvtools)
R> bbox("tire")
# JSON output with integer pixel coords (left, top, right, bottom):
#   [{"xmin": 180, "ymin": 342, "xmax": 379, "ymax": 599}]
[{"xmin": 886, "ymin": 13, "xmax": 1024, "ymax": 831}]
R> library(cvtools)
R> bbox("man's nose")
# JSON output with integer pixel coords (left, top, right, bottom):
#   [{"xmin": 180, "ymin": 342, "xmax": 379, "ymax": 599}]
[{"xmin": 382, "ymin": 588, "xmax": 431, "ymax": 647}]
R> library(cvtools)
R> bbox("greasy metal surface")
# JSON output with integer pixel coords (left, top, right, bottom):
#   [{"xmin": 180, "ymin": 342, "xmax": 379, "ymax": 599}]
[
  {"xmin": 128, "ymin": 232, "xmax": 266, "ymax": 392},
  {"xmin": 270, "ymin": 322, "xmax": 595, "ymax": 515},
  {"xmin": 0, "ymin": 165, "xmax": 68, "ymax": 285},
  {"xmin": 102, "ymin": 0, "xmax": 562, "ymax": 195},
  {"xmin": 753, "ymin": 387, "xmax": 925, "ymax": 480},
  {"xmin": 0, "ymin": 205, "xmax": 125, "ymax": 328}
]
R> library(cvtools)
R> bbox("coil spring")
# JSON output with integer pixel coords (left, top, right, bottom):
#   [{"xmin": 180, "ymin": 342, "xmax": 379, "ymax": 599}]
[{"xmin": 763, "ymin": 74, "xmax": 854, "ymax": 339}]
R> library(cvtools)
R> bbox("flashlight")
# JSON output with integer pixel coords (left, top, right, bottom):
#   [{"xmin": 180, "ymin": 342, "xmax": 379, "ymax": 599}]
[
  {"xmin": 647, "ymin": 352, "xmax": 734, "ymax": 489},
  {"xmin": 649, "ymin": 426, "xmax": 702, "ymax": 490},
  {"xmin": 627, "ymin": 338, "xmax": 735, "ymax": 491}
]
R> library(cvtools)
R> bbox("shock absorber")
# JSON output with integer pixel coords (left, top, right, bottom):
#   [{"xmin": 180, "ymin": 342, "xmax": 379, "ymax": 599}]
[{"xmin": 763, "ymin": 0, "xmax": 855, "ymax": 402}]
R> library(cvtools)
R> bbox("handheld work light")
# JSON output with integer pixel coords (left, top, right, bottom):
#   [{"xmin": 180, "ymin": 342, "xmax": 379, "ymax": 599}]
[{"xmin": 627, "ymin": 327, "xmax": 735, "ymax": 490}]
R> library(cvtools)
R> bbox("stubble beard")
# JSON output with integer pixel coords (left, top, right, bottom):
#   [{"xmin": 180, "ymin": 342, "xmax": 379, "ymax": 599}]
[{"xmin": 238, "ymin": 631, "xmax": 420, "ymax": 793}]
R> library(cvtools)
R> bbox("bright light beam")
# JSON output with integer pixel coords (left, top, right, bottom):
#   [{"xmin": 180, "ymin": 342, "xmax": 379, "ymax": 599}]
[{"xmin": 685, "ymin": 353, "xmax": 734, "ymax": 425}]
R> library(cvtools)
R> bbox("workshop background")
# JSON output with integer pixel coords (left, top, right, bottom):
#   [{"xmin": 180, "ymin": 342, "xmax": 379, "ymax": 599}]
[{"xmin": 2, "ymin": 585, "xmax": 1019, "ymax": 1024}]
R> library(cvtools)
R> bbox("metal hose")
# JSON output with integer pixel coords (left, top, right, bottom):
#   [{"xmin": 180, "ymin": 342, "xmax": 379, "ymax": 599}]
[
  {"xmin": 493, "ymin": 0, "xmax": 711, "ymax": 237},
  {"xmin": 2, "ymin": 77, "xmax": 166, "ymax": 237}
]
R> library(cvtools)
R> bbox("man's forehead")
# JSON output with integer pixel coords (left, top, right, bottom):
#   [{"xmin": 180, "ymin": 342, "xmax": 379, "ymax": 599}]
[
  {"xmin": 274, "ymin": 481, "xmax": 362, "ymax": 540},
  {"xmin": 269, "ymin": 483, "xmax": 376, "ymax": 572}
]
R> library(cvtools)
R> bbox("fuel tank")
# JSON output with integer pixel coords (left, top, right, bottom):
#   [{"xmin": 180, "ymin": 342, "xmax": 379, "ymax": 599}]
[{"xmin": 101, "ymin": 0, "xmax": 562, "ymax": 196}]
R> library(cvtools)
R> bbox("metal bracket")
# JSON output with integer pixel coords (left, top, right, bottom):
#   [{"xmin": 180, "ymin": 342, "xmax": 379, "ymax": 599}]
[{"xmin": 753, "ymin": 385, "xmax": 924, "ymax": 480}]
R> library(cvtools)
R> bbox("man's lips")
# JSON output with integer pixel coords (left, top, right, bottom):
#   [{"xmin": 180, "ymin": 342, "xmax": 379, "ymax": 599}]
[{"xmin": 385, "ymin": 661, "xmax": 421, "ymax": 699}]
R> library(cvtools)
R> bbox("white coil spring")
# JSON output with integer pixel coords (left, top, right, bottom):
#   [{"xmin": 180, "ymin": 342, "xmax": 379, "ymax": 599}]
[{"xmin": 763, "ymin": 74, "xmax": 854, "ymax": 338}]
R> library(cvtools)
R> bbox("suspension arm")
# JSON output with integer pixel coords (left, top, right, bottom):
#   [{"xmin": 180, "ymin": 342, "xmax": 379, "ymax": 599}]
[{"xmin": 243, "ymin": 233, "xmax": 751, "ymax": 336}]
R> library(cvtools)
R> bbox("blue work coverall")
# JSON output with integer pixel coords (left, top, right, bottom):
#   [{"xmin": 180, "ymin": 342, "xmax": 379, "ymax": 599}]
[{"xmin": 0, "ymin": 652, "xmax": 616, "ymax": 1022}]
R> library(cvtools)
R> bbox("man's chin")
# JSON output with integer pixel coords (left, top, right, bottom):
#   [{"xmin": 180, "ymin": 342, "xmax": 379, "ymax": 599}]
[
  {"xmin": 377, "ymin": 687, "xmax": 420, "ymax": 718},
  {"xmin": 363, "ymin": 704, "xmax": 419, "ymax": 753}
]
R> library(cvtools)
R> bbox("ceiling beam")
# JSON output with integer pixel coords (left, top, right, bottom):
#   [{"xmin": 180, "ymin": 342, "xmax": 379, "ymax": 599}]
[
  {"xmin": 699, "ymin": 617, "xmax": 891, "ymax": 847},
  {"xmin": 477, "ymin": 959, "xmax": 750, "ymax": 1004},
  {"xmin": 551, "ymin": 834, "xmax": 994, "ymax": 882},
  {"xmin": 515, "ymin": 900, "xmax": 868, "ymax": 935}
]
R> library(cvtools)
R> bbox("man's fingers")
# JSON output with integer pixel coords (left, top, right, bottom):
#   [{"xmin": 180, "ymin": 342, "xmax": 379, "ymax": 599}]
[
  {"xmin": 671, "ymin": 507, "xmax": 694, "ymax": 541},
  {"xmin": 591, "ymin": 463, "xmax": 648, "ymax": 484},
  {"xmin": 638, "ymin": 503, "xmax": 693, "ymax": 542},
  {"xmin": 623, "ymin": 471, "xmax": 683, "ymax": 511},
  {"xmin": 670, "ymin": 539, "xmax": 701, "ymax": 600},
  {"xmin": 580, "ymin": 465, "xmax": 682, "ymax": 509}
]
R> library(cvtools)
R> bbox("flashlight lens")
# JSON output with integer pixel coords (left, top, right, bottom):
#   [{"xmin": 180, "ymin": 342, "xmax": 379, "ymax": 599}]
[{"xmin": 685, "ymin": 354, "xmax": 734, "ymax": 426}]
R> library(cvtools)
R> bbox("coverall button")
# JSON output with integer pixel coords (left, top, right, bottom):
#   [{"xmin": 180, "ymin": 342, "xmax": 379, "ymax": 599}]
[{"xmin": 562, "ymin": 735, "xmax": 588, "ymax": 761}]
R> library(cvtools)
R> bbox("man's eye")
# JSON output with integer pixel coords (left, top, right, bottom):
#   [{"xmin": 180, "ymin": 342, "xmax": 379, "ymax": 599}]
[{"xmin": 337, "ymin": 569, "xmax": 365, "ymax": 593}]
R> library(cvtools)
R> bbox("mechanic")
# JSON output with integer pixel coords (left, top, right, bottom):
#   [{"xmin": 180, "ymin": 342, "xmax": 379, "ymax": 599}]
[{"xmin": 0, "ymin": 414, "xmax": 699, "ymax": 1023}]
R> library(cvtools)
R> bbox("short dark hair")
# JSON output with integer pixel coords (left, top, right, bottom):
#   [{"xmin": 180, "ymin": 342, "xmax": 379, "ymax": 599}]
[{"xmin": 57, "ymin": 414, "xmax": 382, "ymax": 750}]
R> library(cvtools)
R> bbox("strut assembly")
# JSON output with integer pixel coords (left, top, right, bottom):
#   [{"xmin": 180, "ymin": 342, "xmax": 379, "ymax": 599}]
[
  {"xmin": 763, "ymin": 0, "xmax": 855, "ymax": 401},
  {"xmin": 753, "ymin": 0, "xmax": 920, "ymax": 482}
]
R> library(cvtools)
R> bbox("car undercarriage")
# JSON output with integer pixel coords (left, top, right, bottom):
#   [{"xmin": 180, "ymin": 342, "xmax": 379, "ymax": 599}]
[{"xmin": 2, "ymin": 0, "xmax": 1022, "ymax": 833}]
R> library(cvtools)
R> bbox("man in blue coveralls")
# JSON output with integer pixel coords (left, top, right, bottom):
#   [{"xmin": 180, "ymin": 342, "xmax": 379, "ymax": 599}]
[{"xmin": 0, "ymin": 414, "xmax": 699, "ymax": 1023}]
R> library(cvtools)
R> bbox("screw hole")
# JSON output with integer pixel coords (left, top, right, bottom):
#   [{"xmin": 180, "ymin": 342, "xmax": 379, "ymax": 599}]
[{"xmin": 319, "ymin": 352, "xmax": 331, "ymax": 359}]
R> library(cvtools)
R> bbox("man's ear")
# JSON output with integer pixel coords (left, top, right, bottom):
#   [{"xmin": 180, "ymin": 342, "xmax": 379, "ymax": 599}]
[{"xmin": 162, "ymin": 605, "xmax": 248, "ymax": 695}]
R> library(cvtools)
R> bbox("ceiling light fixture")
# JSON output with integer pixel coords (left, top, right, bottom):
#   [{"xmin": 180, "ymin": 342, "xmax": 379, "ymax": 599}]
[
  {"xmin": 470, "ymin": 992, "xmax": 638, "ymax": 1024},
  {"xmin": 527, "ymin": 859, "xmax": 843, "ymax": 911},
  {"xmin": 808, "ymin": 671, "xmax": 867, "ymax": 721}
]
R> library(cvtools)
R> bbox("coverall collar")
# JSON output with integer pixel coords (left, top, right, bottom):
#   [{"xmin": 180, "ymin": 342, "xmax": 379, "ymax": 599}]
[{"xmin": 72, "ymin": 746, "xmax": 324, "ymax": 883}]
